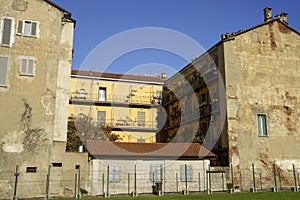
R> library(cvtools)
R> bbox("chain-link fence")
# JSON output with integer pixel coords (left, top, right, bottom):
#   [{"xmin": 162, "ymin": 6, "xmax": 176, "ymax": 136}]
[
  {"xmin": 0, "ymin": 162, "xmax": 299, "ymax": 199},
  {"xmin": 226, "ymin": 163, "xmax": 300, "ymax": 193}
]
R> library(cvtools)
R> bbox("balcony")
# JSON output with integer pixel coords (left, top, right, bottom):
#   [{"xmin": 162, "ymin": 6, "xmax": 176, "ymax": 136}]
[
  {"xmin": 98, "ymin": 119, "xmax": 158, "ymax": 132},
  {"xmin": 70, "ymin": 92, "xmax": 160, "ymax": 108}
]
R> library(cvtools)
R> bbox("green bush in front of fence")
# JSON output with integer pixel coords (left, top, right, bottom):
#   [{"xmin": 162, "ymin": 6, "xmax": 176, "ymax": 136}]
[{"xmin": 53, "ymin": 192, "xmax": 300, "ymax": 200}]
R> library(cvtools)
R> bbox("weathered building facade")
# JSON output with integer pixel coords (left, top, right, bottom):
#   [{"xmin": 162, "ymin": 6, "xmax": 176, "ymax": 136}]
[
  {"xmin": 0, "ymin": 0, "xmax": 87, "ymax": 198},
  {"xmin": 159, "ymin": 8, "xmax": 300, "ymax": 189},
  {"xmin": 69, "ymin": 70, "xmax": 165, "ymax": 143}
]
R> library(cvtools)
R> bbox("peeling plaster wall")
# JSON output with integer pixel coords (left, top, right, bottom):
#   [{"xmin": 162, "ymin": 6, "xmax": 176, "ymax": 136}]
[
  {"xmin": 224, "ymin": 21, "xmax": 300, "ymax": 188},
  {"xmin": 0, "ymin": 0, "xmax": 74, "ymax": 178}
]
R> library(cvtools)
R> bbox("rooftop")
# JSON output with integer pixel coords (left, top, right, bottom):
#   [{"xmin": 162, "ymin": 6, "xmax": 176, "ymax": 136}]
[
  {"xmin": 85, "ymin": 140, "xmax": 216, "ymax": 160},
  {"xmin": 72, "ymin": 70, "xmax": 166, "ymax": 84}
]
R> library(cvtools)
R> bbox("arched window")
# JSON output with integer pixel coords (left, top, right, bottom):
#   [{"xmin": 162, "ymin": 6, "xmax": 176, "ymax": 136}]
[{"xmin": 79, "ymin": 89, "xmax": 87, "ymax": 99}]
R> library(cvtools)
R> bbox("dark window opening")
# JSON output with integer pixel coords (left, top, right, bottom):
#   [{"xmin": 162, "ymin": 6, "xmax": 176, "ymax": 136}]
[
  {"xmin": 26, "ymin": 167, "xmax": 37, "ymax": 173},
  {"xmin": 52, "ymin": 163, "xmax": 62, "ymax": 167}
]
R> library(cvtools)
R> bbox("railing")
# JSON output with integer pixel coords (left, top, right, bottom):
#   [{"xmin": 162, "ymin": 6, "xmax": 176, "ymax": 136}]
[
  {"xmin": 97, "ymin": 119, "xmax": 158, "ymax": 130},
  {"xmin": 162, "ymin": 68, "xmax": 219, "ymax": 105},
  {"xmin": 165, "ymin": 101, "xmax": 220, "ymax": 129},
  {"xmin": 70, "ymin": 92, "xmax": 160, "ymax": 105}
]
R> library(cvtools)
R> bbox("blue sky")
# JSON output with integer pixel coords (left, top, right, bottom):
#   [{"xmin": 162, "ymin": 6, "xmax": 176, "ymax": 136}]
[{"xmin": 52, "ymin": 0, "xmax": 300, "ymax": 77}]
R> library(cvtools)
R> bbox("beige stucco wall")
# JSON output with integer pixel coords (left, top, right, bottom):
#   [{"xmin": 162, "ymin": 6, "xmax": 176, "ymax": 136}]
[
  {"xmin": 224, "ymin": 20, "xmax": 300, "ymax": 188},
  {"xmin": 0, "ymin": 0, "xmax": 76, "ymax": 198}
]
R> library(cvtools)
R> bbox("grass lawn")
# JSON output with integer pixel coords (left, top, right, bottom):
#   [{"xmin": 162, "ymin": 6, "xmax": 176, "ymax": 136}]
[{"xmin": 55, "ymin": 192, "xmax": 300, "ymax": 200}]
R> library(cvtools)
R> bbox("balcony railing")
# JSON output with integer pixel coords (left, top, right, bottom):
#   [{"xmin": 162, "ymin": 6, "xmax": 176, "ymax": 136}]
[
  {"xmin": 162, "ymin": 68, "xmax": 219, "ymax": 105},
  {"xmin": 97, "ymin": 119, "xmax": 158, "ymax": 130},
  {"xmin": 70, "ymin": 92, "xmax": 160, "ymax": 106}
]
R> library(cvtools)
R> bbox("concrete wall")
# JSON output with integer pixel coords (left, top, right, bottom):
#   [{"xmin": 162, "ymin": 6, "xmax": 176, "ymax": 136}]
[
  {"xmin": 88, "ymin": 159, "xmax": 214, "ymax": 196},
  {"xmin": 224, "ymin": 20, "xmax": 300, "ymax": 189}
]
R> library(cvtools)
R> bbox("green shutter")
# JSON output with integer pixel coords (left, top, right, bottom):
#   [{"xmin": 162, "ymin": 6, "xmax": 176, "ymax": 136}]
[
  {"xmin": 1, "ymin": 18, "xmax": 13, "ymax": 46},
  {"xmin": 0, "ymin": 56, "xmax": 9, "ymax": 86}
]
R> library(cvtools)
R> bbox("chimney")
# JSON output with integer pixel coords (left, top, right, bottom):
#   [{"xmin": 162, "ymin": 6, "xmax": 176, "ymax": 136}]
[
  {"xmin": 160, "ymin": 73, "xmax": 167, "ymax": 79},
  {"xmin": 275, "ymin": 13, "xmax": 288, "ymax": 24},
  {"xmin": 264, "ymin": 7, "xmax": 273, "ymax": 22}
]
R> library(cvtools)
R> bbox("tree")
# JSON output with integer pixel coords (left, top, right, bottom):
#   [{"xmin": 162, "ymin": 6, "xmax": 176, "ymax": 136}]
[{"xmin": 66, "ymin": 115, "xmax": 122, "ymax": 152}]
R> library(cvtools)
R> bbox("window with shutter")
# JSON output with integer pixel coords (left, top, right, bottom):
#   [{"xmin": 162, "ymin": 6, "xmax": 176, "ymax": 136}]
[
  {"xmin": 1, "ymin": 17, "xmax": 14, "ymax": 47},
  {"xmin": 138, "ymin": 111, "xmax": 145, "ymax": 127},
  {"xmin": 19, "ymin": 57, "xmax": 36, "ymax": 76},
  {"xmin": 16, "ymin": 20, "xmax": 39, "ymax": 37},
  {"xmin": 97, "ymin": 111, "xmax": 106, "ymax": 125},
  {"xmin": 0, "ymin": 56, "xmax": 9, "ymax": 87}
]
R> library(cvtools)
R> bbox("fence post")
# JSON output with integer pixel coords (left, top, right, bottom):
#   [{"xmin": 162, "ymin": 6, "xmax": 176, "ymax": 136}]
[
  {"xmin": 206, "ymin": 167, "xmax": 209, "ymax": 194},
  {"xmin": 176, "ymin": 173, "xmax": 178, "ymax": 193},
  {"xmin": 160, "ymin": 164, "xmax": 163, "ymax": 196},
  {"xmin": 230, "ymin": 163, "xmax": 234, "ymax": 192},
  {"xmin": 12, "ymin": 165, "xmax": 19, "ymax": 200},
  {"xmin": 74, "ymin": 173, "xmax": 77, "ymax": 198},
  {"xmin": 185, "ymin": 164, "xmax": 188, "ymax": 195},
  {"xmin": 279, "ymin": 170, "xmax": 282, "ymax": 190},
  {"xmin": 273, "ymin": 165, "xmax": 278, "ymax": 192},
  {"xmin": 134, "ymin": 163, "xmax": 137, "ymax": 196},
  {"xmin": 198, "ymin": 173, "xmax": 201, "ymax": 192},
  {"xmin": 107, "ymin": 165, "xmax": 110, "ymax": 197},
  {"xmin": 222, "ymin": 172, "xmax": 225, "ymax": 192},
  {"xmin": 207, "ymin": 164, "xmax": 211, "ymax": 194},
  {"xmin": 45, "ymin": 164, "xmax": 51, "ymax": 200},
  {"xmin": 102, "ymin": 173, "xmax": 105, "ymax": 196},
  {"xmin": 76, "ymin": 166, "xmax": 81, "ymax": 198},
  {"xmin": 297, "ymin": 173, "xmax": 300, "ymax": 191},
  {"xmin": 252, "ymin": 163, "xmax": 256, "ymax": 192},
  {"xmin": 293, "ymin": 164, "xmax": 298, "ymax": 192},
  {"xmin": 128, "ymin": 173, "xmax": 130, "ymax": 195}
]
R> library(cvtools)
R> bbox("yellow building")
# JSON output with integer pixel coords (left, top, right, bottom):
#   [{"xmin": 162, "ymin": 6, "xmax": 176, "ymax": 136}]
[{"xmin": 69, "ymin": 70, "xmax": 166, "ymax": 143}]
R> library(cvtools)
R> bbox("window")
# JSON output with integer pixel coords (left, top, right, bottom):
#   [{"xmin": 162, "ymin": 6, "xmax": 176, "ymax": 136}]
[
  {"xmin": 79, "ymin": 89, "xmax": 87, "ymax": 99},
  {"xmin": 181, "ymin": 165, "xmax": 192, "ymax": 182},
  {"xmin": 150, "ymin": 165, "xmax": 162, "ymax": 182},
  {"xmin": 52, "ymin": 163, "xmax": 62, "ymax": 167},
  {"xmin": 137, "ymin": 138, "xmax": 145, "ymax": 143},
  {"xmin": 97, "ymin": 111, "xmax": 106, "ymax": 125},
  {"xmin": 1, "ymin": 17, "xmax": 14, "ymax": 47},
  {"xmin": 26, "ymin": 167, "xmax": 37, "ymax": 173},
  {"xmin": 19, "ymin": 57, "xmax": 36, "ymax": 76},
  {"xmin": 257, "ymin": 114, "xmax": 268, "ymax": 136},
  {"xmin": 156, "ymin": 90, "xmax": 162, "ymax": 104},
  {"xmin": 137, "ymin": 111, "xmax": 145, "ymax": 127},
  {"xmin": 98, "ymin": 87, "xmax": 106, "ymax": 101},
  {"xmin": 0, "ymin": 56, "xmax": 9, "ymax": 87},
  {"xmin": 17, "ymin": 20, "xmax": 39, "ymax": 37},
  {"xmin": 109, "ymin": 165, "xmax": 121, "ymax": 183}
]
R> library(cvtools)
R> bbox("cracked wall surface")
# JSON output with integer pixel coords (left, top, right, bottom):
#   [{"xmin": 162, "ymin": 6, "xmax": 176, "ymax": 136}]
[
  {"xmin": 223, "ymin": 20, "xmax": 300, "ymax": 188},
  {"xmin": 0, "ymin": 0, "xmax": 74, "ymax": 189}
]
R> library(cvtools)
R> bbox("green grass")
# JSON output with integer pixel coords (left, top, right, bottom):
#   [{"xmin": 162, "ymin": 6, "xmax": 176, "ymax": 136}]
[{"xmin": 55, "ymin": 192, "xmax": 300, "ymax": 200}]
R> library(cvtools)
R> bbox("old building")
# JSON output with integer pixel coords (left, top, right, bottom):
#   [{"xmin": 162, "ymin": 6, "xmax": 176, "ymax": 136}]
[
  {"xmin": 85, "ymin": 139, "xmax": 216, "ymax": 196},
  {"xmin": 0, "ymin": 0, "xmax": 88, "ymax": 198},
  {"xmin": 159, "ymin": 8, "xmax": 300, "ymax": 189},
  {"xmin": 69, "ymin": 70, "xmax": 166, "ymax": 143}
]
